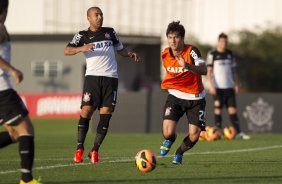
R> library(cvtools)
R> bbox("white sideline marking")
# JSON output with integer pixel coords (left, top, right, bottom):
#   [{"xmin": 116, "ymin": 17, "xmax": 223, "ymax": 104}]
[
  {"xmin": 1, "ymin": 145, "xmax": 282, "ymax": 175},
  {"xmin": 184, "ymin": 145, "xmax": 282, "ymax": 155},
  {"xmin": 0, "ymin": 156, "xmax": 115, "ymax": 162}
]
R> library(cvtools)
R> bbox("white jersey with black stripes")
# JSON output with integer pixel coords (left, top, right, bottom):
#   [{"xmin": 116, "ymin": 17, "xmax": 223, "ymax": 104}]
[
  {"xmin": 68, "ymin": 27, "xmax": 124, "ymax": 78},
  {"xmin": 206, "ymin": 49, "xmax": 236, "ymax": 89}
]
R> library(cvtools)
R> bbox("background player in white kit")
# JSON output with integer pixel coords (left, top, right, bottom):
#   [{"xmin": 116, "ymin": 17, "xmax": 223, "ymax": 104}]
[
  {"xmin": 207, "ymin": 33, "xmax": 250, "ymax": 140},
  {"xmin": 0, "ymin": 1, "xmax": 40, "ymax": 183},
  {"xmin": 64, "ymin": 7, "xmax": 140, "ymax": 164}
]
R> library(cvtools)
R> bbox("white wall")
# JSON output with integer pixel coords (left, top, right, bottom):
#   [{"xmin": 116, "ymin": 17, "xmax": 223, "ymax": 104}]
[{"xmin": 6, "ymin": 0, "xmax": 282, "ymax": 44}]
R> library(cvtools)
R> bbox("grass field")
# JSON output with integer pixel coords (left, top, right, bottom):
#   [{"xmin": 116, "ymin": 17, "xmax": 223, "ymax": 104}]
[{"xmin": 1, "ymin": 119, "xmax": 282, "ymax": 184}]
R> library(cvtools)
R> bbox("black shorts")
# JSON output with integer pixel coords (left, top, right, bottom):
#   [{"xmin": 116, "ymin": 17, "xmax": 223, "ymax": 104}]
[
  {"xmin": 163, "ymin": 94, "xmax": 206, "ymax": 131},
  {"xmin": 0, "ymin": 89, "xmax": 29, "ymax": 126},
  {"xmin": 81, "ymin": 76, "xmax": 118, "ymax": 111},
  {"xmin": 214, "ymin": 88, "xmax": 236, "ymax": 108}
]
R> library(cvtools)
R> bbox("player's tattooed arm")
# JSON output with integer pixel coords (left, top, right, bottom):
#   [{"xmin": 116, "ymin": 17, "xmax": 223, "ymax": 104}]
[{"xmin": 64, "ymin": 44, "xmax": 93, "ymax": 56}]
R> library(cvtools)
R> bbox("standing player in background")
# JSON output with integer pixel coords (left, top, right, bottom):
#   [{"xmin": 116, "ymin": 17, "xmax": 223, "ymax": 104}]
[
  {"xmin": 64, "ymin": 7, "xmax": 140, "ymax": 164},
  {"xmin": 0, "ymin": 1, "xmax": 40, "ymax": 184},
  {"xmin": 159, "ymin": 21, "xmax": 207, "ymax": 164},
  {"xmin": 206, "ymin": 33, "xmax": 250, "ymax": 140}
]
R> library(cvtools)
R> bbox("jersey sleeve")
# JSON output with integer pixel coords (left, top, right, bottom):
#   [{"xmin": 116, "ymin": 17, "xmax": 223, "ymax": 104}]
[
  {"xmin": 189, "ymin": 46, "xmax": 205, "ymax": 66},
  {"xmin": 111, "ymin": 29, "xmax": 124, "ymax": 51},
  {"xmin": 206, "ymin": 50, "xmax": 214, "ymax": 67},
  {"xmin": 67, "ymin": 32, "xmax": 84, "ymax": 47}
]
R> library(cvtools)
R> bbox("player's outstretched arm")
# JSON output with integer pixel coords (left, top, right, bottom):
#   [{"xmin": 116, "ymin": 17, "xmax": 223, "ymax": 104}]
[
  {"xmin": 117, "ymin": 48, "xmax": 141, "ymax": 62},
  {"xmin": 0, "ymin": 56, "xmax": 23, "ymax": 84},
  {"xmin": 64, "ymin": 44, "xmax": 93, "ymax": 56}
]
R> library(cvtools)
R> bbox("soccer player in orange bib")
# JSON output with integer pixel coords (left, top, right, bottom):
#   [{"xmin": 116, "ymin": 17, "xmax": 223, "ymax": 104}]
[{"xmin": 159, "ymin": 21, "xmax": 207, "ymax": 164}]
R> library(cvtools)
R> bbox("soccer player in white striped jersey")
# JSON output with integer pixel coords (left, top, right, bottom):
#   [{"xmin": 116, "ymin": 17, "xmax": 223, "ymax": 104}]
[
  {"xmin": 206, "ymin": 33, "xmax": 250, "ymax": 140},
  {"xmin": 64, "ymin": 7, "xmax": 141, "ymax": 164}
]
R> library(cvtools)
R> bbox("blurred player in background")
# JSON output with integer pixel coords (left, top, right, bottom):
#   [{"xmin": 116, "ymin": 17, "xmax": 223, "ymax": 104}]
[
  {"xmin": 64, "ymin": 7, "xmax": 140, "ymax": 164},
  {"xmin": 159, "ymin": 21, "xmax": 207, "ymax": 164},
  {"xmin": 206, "ymin": 33, "xmax": 250, "ymax": 140},
  {"xmin": 0, "ymin": 1, "xmax": 40, "ymax": 184}
]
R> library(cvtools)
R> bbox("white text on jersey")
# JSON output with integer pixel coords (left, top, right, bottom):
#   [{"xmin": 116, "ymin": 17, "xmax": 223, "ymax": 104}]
[
  {"xmin": 190, "ymin": 50, "xmax": 199, "ymax": 60},
  {"xmin": 91, "ymin": 40, "xmax": 113, "ymax": 50},
  {"xmin": 167, "ymin": 67, "xmax": 188, "ymax": 73}
]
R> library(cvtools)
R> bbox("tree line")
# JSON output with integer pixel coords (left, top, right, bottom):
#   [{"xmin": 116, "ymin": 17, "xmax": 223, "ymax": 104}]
[{"xmin": 196, "ymin": 26, "xmax": 282, "ymax": 92}]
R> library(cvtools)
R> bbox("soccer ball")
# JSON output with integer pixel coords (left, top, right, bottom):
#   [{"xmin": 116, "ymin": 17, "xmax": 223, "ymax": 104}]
[
  {"xmin": 200, "ymin": 126, "xmax": 221, "ymax": 141},
  {"xmin": 199, "ymin": 131, "xmax": 206, "ymax": 141},
  {"xmin": 223, "ymin": 126, "xmax": 236, "ymax": 140},
  {"xmin": 135, "ymin": 149, "xmax": 156, "ymax": 173},
  {"xmin": 205, "ymin": 126, "xmax": 221, "ymax": 141}
]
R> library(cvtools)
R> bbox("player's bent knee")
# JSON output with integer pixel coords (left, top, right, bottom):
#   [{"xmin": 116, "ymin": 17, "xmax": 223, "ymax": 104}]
[
  {"xmin": 10, "ymin": 117, "xmax": 34, "ymax": 137},
  {"xmin": 228, "ymin": 107, "xmax": 237, "ymax": 114},
  {"xmin": 99, "ymin": 107, "xmax": 112, "ymax": 114},
  {"xmin": 214, "ymin": 108, "xmax": 222, "ymax": 114},
  {"xmin": 22, "ymin": 118, "xmax": 34, "ymax": 135},
  {"xmin": 81, "ymin": 106, "xmax": 94, "ymax": 118},
  {"xmin": 6, "ymin": 129, "xmax": 19, "ymax": 142},
  {"xmin": 189, "ymin": 134, "xmax": 199, "ymax": 143},
  {"xmin": 11, "ymin": 133, "xmax": 20, "ymax": 142},
  {"xmin": 189, "ymin": 130, "xmax": 201, "ymax": 142}
]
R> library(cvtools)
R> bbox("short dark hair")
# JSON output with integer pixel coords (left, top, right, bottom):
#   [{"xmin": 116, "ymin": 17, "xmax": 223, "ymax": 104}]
[
  {"xmin": 0, "ymin": 0, "xmax": 8, "ymax": 14},
  {"xmin": 87, "ymin": 7, "xmax": 102, "ymax": 16},
  {"xmin": 166, "ymin": 21, "xmax": 185, "ymax": 38},
  {"xmin": 218, "ymin": 32, "xmax": 228, "ymax": 40}
]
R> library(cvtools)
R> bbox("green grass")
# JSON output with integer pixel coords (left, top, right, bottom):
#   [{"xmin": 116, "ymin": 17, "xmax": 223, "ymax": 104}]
[{"xmin": 1, "ymin": 119, "xmax": 282, "ymax": 184}]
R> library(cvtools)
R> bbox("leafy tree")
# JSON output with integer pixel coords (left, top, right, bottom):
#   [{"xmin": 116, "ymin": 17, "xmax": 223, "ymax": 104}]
[
  {"xmin": 192, "ymin": 26, "xmax": 282, "ymax": 92},
  {"xmin": 229, "ymin": 26, "xmax": 282, "ymax": 92}
]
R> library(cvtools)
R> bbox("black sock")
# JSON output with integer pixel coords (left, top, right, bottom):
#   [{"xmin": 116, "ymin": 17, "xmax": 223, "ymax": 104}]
[
  {"xmin": 0, "ymin": 131, "xmax": 13, "ymax": 148},
  {"xmin": 229, "ymin": 114, "xmax": 241, "ymax": 133},
  {"xmin": 19, "ymin": 135, "xmax": 34, "ymax": 182},
  {"xmin": 164, "ymin": 133, "xmax": 177, "ymax": 143},
  {"xmin": 77, "ymin": 116, "xmax": 90, "ymax": 150},
  {"xmin": 92, "ymin": 114, "xmax": 112, "ymax": 152},
  {"xmin": 176, "ymin": 136, "xmax": 197, "ymax": 155},
  {"xmin": 215, "ymin": 114, "xmax": 222, "ymax": 128}
]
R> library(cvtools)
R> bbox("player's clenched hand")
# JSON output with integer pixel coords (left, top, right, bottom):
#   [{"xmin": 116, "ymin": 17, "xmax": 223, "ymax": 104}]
[
  {"xmin": 175, "ymin": 54, "xmax": 195, "ymax": 71},
  {"xmin": 80, "ymin": 44, "xmax": 94, "ymax": 52},
  {"xmin": 10, "ymin": 68, "xmax": 23, "ymax": 84},
  {"xmin": 129, "ymin": 52, "xmax": 141, "ymax": 62},
  {"xmin": 175, "ymin": 54, "xmax": 187, "ymax": 67}
]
